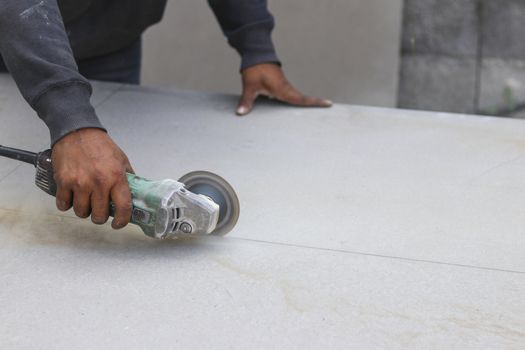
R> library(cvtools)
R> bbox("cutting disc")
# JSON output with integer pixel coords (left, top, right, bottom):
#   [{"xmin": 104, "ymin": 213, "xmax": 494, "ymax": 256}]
[{"xmin": 178, "ymin": 171, "xmax": 240, "ymax": 236}]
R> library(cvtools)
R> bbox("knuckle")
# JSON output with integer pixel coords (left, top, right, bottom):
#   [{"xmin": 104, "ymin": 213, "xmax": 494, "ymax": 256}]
[
  {"xmin": 110, "ymin": 168, "xmax": 123, "ymax": 179},
  {"xmin": 74, "ymin": 177, "xmax": 89, "ymax": 189},
  {"xmin": 54, "ymin": 173, "xmax": 71, "ymax": 188},
  {"xmin": 55, "ymin": 179, "xmax": 67, "ymax": 188},
  {"xmin": 92, "ymin": 173, "xmax": 110, "ymax": 188},
  {"xmin": 119, "ymin": 200, "xmax": 133, "ymax": 213}
]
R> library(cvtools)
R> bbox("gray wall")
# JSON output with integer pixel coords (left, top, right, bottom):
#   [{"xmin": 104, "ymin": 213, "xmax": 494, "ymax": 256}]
[
  {"xmin": 399, "ymin": 0, "xmax": 525, "ymax": 116},
  {"xmin": 141, "ymin": 0, "xmax": 403, "ymax": 107}
]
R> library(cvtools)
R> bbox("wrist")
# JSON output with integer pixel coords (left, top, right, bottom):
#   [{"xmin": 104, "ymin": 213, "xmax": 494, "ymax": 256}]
[
  {"xmin": 53, "ymin": 127, "xmax": 108, "ymax": 149},
  {"xmin": 241, "ymin": 62, "xmax": 281, "ymax": 75}
]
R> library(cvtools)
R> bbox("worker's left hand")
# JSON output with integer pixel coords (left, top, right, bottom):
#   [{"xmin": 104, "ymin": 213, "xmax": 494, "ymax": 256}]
[{"xmin": 236, "ymin": 63, "xmax": 332, "ymax": 116}]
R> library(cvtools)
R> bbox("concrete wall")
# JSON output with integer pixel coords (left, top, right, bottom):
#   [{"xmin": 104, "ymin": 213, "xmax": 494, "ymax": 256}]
[
  {"xmin": 141, "ymin": 0, "xmax": 403, "ymax": 107},
  {"xmin": 399, "ymin": 0, "xmax": 525, "ymax": 116}
]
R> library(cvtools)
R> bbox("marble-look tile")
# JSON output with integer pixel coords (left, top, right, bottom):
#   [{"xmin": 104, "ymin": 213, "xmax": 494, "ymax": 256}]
[{"xmin": 1, "ymin": 82, "xmax": 525, "ymax": 348}]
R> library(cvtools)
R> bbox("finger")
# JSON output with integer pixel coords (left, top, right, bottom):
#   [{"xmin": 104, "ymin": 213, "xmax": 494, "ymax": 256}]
[
  {"xmin": 303, "ymin": 96, "xmax": 333, "ymax": 107},
  {"xmin": 257, "ymin": 89, "xmax": 274, "ymax": 100},
  {"xmin": 110, "ymin": 179, "xmax": 133, "ymax": 230},
  {"xmin": 236, "ymin": 86, "xmax": 258, "ymax": 116},
  {"xmin": 90, "ymin": 188, "xmax": 110, "ymax": 225},
  {"xmin": 275, "ymin": 84, "xmax": 332, "ymax": 107},
  {"xmin": 55, "ymin": 186, "xmax": 73, "ymax": 212},
  {"xmin": 73, "ymin": 190, "xmax": 92, "ymax": 219}
]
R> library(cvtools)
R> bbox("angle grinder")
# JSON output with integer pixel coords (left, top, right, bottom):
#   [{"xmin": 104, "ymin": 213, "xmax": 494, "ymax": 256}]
[{"xmin": 0, "ymin": 145, "xmax": 240, "ymax": 239}]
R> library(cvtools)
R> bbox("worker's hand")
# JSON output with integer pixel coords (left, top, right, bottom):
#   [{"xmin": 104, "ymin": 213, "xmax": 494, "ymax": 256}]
[
  {"xmin": 236, "ymin": 63, "xmax": 332, "ymax": 116},
  {"xmin": 51, "ymin": 128, "xmax": 134, "ymax": 229}
]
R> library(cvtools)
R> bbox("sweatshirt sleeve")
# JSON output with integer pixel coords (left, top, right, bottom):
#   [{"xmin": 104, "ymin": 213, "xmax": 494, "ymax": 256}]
[
  {"xmin": 0, "ymin": 0, "xmax": 105, "ymax": 146},
  {"xmin": 207, "ymin": 0, "xmax": 280, "ymax": 71}
]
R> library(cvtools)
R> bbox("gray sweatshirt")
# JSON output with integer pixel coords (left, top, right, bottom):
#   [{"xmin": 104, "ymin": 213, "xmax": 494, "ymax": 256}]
[{"xmin": 0, "ymin": 0, "xmax": 279, "ymax": 145}]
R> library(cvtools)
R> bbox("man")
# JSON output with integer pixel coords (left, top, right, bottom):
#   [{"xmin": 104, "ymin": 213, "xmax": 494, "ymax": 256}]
[{"xmin": 0, "ymin": 0, "xmax": 331, "ymax": 230}]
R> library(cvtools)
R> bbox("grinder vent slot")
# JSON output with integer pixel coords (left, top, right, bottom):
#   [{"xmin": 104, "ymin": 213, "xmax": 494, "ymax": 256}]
[
  {"xmin": 169, "ymin": 207, "xmax": 182, "ymax": 233},
  {"xmin": 170, "ymin": 208, "xmax": 181, "ymax": 219}
]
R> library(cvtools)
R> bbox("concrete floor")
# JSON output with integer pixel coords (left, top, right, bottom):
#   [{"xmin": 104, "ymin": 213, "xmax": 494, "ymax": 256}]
[{"xmin": 0, "ymin": 74, "xmax": 524, "ymax": 349}]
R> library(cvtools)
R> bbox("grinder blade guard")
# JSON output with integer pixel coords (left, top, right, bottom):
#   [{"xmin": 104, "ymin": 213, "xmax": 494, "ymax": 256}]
[{"xmin": 179, "ymin": 171, "xmax": 240, "ymax": 236}]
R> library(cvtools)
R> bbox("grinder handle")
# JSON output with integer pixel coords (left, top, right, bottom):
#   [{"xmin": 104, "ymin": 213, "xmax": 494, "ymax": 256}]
[{"xmin": 0, "ymin": 145, "xmax": 38, "ymax": 165}]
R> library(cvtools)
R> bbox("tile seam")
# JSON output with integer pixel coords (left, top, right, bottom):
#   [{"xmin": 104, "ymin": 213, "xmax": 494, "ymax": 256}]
[{"xmin": 232, "ymin": 237, "xmax": 525, "ymax": 275}]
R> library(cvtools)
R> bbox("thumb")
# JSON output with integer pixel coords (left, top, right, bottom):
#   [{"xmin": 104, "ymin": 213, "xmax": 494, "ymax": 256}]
[
  {"xmin": 236, "ymin": 87, "xmax": 258, "ymax": 116},
  {"xmin": 125, "ymin": 164, "xmax": 135, "ymax": 175}
]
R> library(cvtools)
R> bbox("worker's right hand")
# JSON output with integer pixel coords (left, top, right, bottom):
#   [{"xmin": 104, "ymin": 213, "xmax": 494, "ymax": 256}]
[{"xmin": 51, "ymin": 128, "xmax": 134, "ymax": 229}]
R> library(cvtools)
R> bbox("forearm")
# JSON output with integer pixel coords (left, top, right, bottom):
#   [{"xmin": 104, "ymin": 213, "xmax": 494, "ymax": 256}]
[
  {"xmin": 0, "ymin": 0, "xmax": 105, "ymax": 145},
  {"xmin": 208, "ymin": 0, "xmax": 280, "ymax": 70}
]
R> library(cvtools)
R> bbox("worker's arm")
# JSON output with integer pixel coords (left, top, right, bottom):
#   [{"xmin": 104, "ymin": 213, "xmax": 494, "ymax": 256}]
[
  {"xmin": 0, "ymin": 0, "xmax": 102, "ymax": 144},
  {"xmin": 0, "ymin": 0, "xmax": 133, "ymax": 228},
  {"xmin": 208, "ymin": 0, "xmax": 331, "ymax": 115}
]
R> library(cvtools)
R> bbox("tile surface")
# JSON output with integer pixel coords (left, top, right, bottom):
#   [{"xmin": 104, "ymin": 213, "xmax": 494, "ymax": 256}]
[
  {"xmin": 0, "ymin": 221, "xmax": 523, "ymax": 350},
  {"xmin": 1, "ymin": 80, "xmax": 525, "ymax": 348}
]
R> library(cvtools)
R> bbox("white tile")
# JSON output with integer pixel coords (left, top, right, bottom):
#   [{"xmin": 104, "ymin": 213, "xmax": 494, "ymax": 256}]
[
  {"xmin": 0, "ymin": 215, "xmax": 523, "ymax": 349},
  {"xmin": 2, "ymin": 86, "xmax": 525, "ymax": 271},
  {"xmin": 95, "ymin": 87, "xmax": 525, "ymax": 271},
  {"xmin": 2, "ymin": 82, "xmax": 525, "ymax": 348}
]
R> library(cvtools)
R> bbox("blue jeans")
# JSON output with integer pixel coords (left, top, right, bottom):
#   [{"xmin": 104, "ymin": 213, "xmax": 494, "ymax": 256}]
[{"xmin": 0, "ymin": 38, "xmax": 142, "ymax": 85}]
